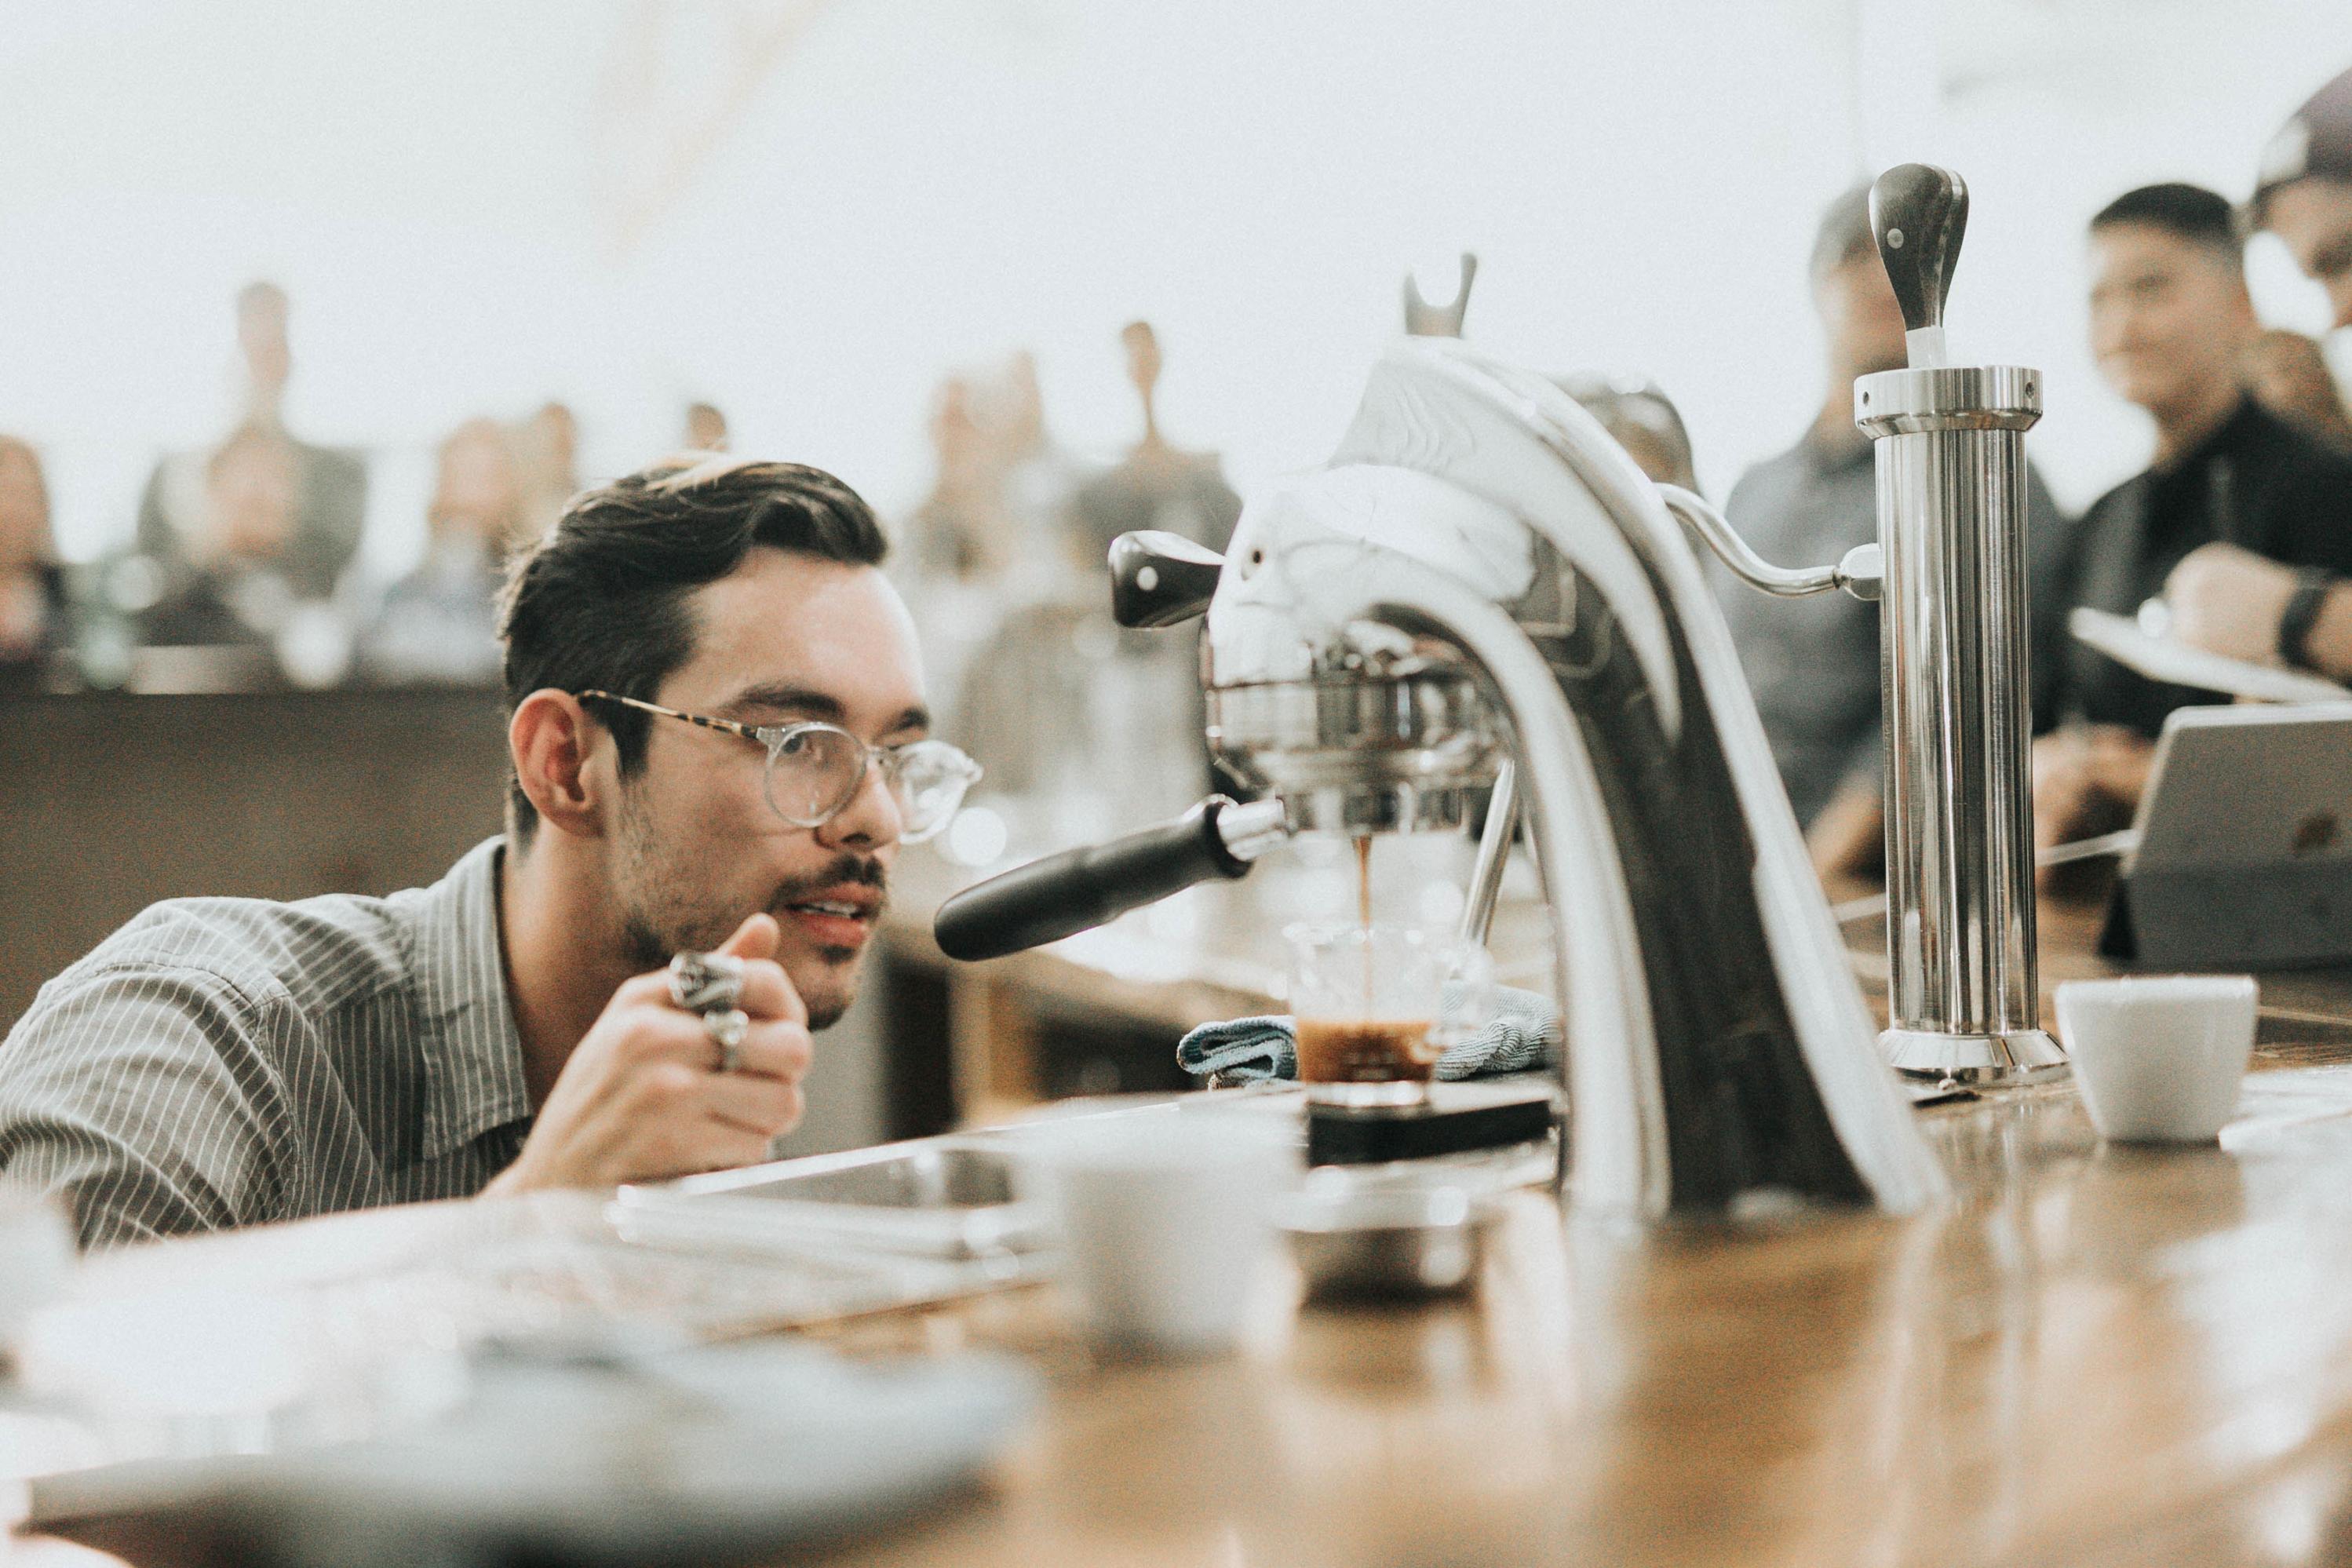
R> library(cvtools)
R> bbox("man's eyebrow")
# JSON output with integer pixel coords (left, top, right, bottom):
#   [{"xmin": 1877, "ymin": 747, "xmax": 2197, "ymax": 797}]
[
  {"xmin": 727, "ymin": 683, "xmax": 846, "ymax": 722},
  {"xmin": 728, "ymin": 684, "xmax": 932, "ymax": 736}
]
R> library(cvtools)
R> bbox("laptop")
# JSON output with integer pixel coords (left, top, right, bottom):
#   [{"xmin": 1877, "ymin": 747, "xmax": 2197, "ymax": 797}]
[{"xmin": 2100, "ymin": 702, "xmax": 2352, "ymax": 969}]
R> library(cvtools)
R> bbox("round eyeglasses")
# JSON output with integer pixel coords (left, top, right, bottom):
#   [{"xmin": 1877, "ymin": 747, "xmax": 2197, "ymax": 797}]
[{"xmin": 576, "ymin": 690, "xmax": 983, "ymax": 843}]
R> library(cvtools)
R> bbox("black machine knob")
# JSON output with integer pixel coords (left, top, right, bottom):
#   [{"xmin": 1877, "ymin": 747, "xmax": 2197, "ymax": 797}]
[
  {"xmin": 1869, "ymin": 163, "xmax": 1968, "ymax": 339},
  {"xmin": 1109, "ymin": 530, "xmax": 1225, "ymax": 629}
]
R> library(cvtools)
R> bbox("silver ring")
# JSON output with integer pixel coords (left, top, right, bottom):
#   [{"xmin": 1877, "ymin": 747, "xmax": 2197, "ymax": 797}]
[
  {"xmin": 668, "ymin": 950, "xmax": 746, "ymax": 1015},
  {"xmin": 703, "ymin": 1008, "xmax": 750, "ymax": 1072}
]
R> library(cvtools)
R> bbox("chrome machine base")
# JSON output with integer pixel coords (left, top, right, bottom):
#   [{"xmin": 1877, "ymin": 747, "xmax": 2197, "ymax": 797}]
[{"xmin": 1880, "ymin": 1026, "xmax": 2069, "ymax": 1086}]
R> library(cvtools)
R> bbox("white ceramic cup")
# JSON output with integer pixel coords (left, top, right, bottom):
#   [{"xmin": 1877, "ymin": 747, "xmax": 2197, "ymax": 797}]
[
  {"xmin": 2055, "ymin": 975, "xmax": 2259, "ymax": 1143},
  {"xmin": 1018, "ymin": 1108, "xmax": 1295, "ymax": 1357}
]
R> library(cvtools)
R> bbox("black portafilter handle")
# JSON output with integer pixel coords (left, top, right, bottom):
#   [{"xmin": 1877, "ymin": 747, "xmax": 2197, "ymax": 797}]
[
  {"xmin": 1869, "ymin": 162, "xmax": 1968, "ymax": 337},
  {"xmin": 933, "ymin": 796, "xmax": 1263, "ymax": 962},
  {"xmin": 1109, "ymin": 529, "xmax": 1225, "ymax": 629}
]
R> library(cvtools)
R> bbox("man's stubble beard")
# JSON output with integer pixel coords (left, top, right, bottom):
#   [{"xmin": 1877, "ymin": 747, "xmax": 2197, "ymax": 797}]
[{"xmin": 612, "ymin": 784, "xmax": 888, "ymax": 1030}]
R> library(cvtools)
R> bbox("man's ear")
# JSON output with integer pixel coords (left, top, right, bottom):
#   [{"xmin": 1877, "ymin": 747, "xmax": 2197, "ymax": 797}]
[{"xmin": 510, "ymin": 690, "xmax": 608, "ymax": 841}]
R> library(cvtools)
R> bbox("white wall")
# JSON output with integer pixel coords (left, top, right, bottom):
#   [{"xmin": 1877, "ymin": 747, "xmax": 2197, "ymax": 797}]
[{"xmin": 2, "ymin": 0, "xmax": 2348, "ymax": 571}]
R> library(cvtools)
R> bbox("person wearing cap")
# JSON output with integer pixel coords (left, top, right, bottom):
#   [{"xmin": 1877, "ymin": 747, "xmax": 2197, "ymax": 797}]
[
  {"xmin": 2156, "ymin": 66, "xmax": 2352, "ymax": 686},
  {"xmin": 2034, "ymin": 181, "xmax": 2352, "ymax": 864},
  {"xmin": 1715, "ymin": 183, "xmax": 2069, "ymax": 877}
]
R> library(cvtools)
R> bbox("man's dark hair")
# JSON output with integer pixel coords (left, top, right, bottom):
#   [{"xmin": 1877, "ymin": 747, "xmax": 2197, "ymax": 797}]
[
  {"xmin": 497, "ymin": 456, "xmax": 888, "ymax": 842},
  {"xmin": 2090, "ymin": 182, "xmax": 2244, "ymax": 266}
]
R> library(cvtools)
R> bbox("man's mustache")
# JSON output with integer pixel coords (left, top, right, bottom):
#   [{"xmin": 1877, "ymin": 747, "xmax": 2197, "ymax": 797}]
[{"xmin": 770, "ymin": 853, "xmax": 890, "ymax": 917}]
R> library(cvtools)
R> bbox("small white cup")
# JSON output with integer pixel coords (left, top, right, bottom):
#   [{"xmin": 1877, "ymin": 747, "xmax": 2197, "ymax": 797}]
[
  {"xmin": 1018, "ymin": 1108, "xmax": 1296, "ymax": 1357},
  {"xmin": 2056, "ymin": 975, "xmax": 2259, "ymax": 1143}
]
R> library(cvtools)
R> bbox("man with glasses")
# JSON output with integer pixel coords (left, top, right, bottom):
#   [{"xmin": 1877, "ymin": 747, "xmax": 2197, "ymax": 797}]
[{"xmin": 0, "ymin": 456, "xmax": 980, "ymax": 1245}]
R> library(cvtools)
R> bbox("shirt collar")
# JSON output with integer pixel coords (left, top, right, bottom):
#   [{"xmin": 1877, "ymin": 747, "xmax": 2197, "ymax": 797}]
[{"xmin": 402, "ymin": 836, "xmax": 534, "ymax": 1163}]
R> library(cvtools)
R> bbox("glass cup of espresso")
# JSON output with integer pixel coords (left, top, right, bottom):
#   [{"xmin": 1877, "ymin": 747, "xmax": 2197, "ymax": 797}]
[{"xmin": 1285, "ymin": 923, "xmax": 1494, "ymax": 1107}]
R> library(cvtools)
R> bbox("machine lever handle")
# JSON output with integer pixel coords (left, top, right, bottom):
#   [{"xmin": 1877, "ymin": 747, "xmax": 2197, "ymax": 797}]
[
  {"xmin": 933, "ymin": 796, "xmax": 1284, "ymax": 962},
  {"xmin": 1869, "ymin": 164, "xmax": 1967, "ymax": 369},
  {"xmin": 1110, "ymin": 530, "xmax": 1226, "ymax": 629}
]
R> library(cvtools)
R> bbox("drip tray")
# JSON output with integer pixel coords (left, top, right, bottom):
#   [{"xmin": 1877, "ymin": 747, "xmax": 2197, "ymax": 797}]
[{"xmin": 1306, "ymin": 1081, "xmax": 1559, "ymax": 1165}]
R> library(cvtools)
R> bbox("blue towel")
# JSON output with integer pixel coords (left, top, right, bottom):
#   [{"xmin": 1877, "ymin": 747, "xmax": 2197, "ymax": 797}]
[{"xmin": 1176, "ymin": 984, "xmax": 1561, "ymax": 1085}]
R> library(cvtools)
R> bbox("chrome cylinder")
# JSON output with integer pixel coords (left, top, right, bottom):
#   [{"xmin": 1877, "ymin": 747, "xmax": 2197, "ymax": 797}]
[{"xmin": 1856, "ymin": 366, "xmax": 2065, "ymax": 1083}]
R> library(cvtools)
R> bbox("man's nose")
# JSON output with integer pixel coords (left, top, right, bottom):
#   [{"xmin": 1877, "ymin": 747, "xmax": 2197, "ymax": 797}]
[{"xmin": 816, "ymin": 758, "xmax": 904, "ymax": 851}]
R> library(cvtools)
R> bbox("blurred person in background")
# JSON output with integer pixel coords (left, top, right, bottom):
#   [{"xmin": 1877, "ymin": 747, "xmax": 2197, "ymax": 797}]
[
  {"xmin": 1716, "ymin": 184, "xmax": 2067, "ymax": 878},
  {"xmin": 897, "ymin": 356, "xmax": 1094, "ymax": 803},
  {"xmin": 133, "ymin": 282, "xmax": 368, "ymax": 637},
  {"xmin": 994, "ymin": 352, "xmax": 1085, "ymax": 566},
  {"xmin": 1028, "ymin": 322, "xmax": 1233, "ymax": 817},
  {"xmin": 2244, "ymin": 329, "xmax": 2352, "ymax": 448},
  {"xmin": 0, "ymin": 436, "xmax": 70, "ymax": 692},
  {"xmin": 905, "ymin": 376, "xmax": 1016, "ymax": 582},
  {"xmin": 2036, "ymin": 182, "xmax": 2352, "ymax": 862},
  {"xmin": 2161, "ymin": 68, "xmax": 2352, "ymax": 689},
  {"xmin": 1556, "ymin": 372, "xmax": 1701, "ymax": 489},
  {"xmin": 1067, "ymin": 321, "xmax": 1242, "ymax": 563},
  {"xmin": 2255, "ymin": 65, "xmax": 2352, "ymax": 334},
  {"xmin": 684, "ymin": 401, "xmax": 730, "ymax": 453},
  {"xmin": 516, "ymin": 400, "xmax": 582, "ymax": 541},
  {"xmin": 137, "ymin": 420, "xmax": 304, "ymax": 647},
  {"xmin": 359, "ymin": 418, "xmax": 528, "ymax": 685}
]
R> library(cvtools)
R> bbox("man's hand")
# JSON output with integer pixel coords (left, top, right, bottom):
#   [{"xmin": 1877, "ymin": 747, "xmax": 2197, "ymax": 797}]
[
  {"xmin": 2031, "ymin": 725, "xmax": 2154, "ymax": 888},
  {"xmin": 485, "ymin": 913, "xmax": 812, "ymax": 1194},
  {"xmin": 1804, "ymin": 777, "xmax": 1885, "ymax": 883},
  {"xmin": 2163, "ymin": 542, "xmax": 2300, "ymax": 666}
]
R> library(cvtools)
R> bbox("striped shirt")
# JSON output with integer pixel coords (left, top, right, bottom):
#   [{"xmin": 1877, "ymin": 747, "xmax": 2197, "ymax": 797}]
[{"xmin": 0, "ymin": 838, "xmax": 530, "ymax": 1248}]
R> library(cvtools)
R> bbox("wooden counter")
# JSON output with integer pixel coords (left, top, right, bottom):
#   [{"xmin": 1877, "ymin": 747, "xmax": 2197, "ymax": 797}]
[
  {"xmin": 23, "ymin": 819, "xmax": 2352, "ymax": 1565},
  {"xmin": 29, "ymin": 1041, "xmax": 2352, "ymax": 1566},
  {"xmin": 25, "ymin": 940, "xmax": 2352, "ymax": 1567},
  {"xmin": 791, "ymin": 1045, "xmax": 2352, "ymax": 1568}
]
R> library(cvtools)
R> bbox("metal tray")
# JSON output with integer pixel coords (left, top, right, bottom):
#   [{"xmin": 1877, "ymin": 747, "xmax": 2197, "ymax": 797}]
[{"xmin": 612, "ymin": 1137, "xmax": 1045, "ymax": 1262}]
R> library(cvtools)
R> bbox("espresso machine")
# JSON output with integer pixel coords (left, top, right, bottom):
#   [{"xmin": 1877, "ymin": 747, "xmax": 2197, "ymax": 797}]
[{"xmin": 937, "ymin": 165, "xmax": 2044, "ymax": 1217}]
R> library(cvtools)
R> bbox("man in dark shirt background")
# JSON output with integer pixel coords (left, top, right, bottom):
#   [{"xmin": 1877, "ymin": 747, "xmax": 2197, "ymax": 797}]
[
  {"xmin": 2037, "ymin": 182, "xmax": 2352, "ymax": 854},
  {"xmin": 1719, "ymin": 184, "xmax": 2068, "ymax": 876}
]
